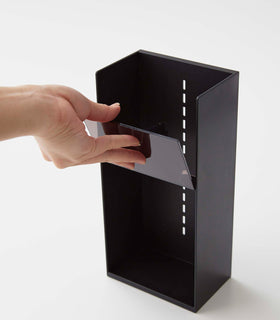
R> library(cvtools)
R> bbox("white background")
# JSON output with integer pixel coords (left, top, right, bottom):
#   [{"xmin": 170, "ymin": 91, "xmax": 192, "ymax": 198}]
[{"xmin": 0, "ymin": 1, "xmax": 279, "ymax": 319}]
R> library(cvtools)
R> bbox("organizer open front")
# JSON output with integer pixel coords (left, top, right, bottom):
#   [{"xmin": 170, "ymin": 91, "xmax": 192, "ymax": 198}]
[
  {"xmin": 93, "ymin": 50, "xmax": 238, "ymax": 311},
  {"xmin": 101, "ymin": 163, "xmax": 196, "ymax": 306}
]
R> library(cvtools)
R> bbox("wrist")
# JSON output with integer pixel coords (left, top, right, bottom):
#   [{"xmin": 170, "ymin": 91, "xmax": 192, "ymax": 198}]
[
  {"xmin": 23, "ymin": 86, "xmax": 58, "ymax": 138},
  {"xmin": 0, "ymin": 86, "xmax": 57, "ymax": 140}
]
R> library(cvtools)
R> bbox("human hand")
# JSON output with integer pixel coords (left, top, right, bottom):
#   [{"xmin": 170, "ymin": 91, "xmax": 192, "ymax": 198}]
[{"xmin": 0, "ymin": 85, "xmax": 146, "ymax": 169}]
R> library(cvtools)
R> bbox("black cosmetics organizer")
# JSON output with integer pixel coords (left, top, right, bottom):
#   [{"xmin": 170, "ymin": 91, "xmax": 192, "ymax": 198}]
[{"xmin": 89, "ymin": 50, "xmax": 239, "ymax": 312}]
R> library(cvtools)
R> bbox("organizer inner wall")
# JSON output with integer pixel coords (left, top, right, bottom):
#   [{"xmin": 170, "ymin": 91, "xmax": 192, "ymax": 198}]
[{"xmin": 97, "ymin": 52, "xmax": 230, "ymax": 307}]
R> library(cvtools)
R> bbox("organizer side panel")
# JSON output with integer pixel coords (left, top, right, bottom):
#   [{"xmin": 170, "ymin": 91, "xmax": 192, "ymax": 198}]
[
  {"xmin": 96, "ymin": 55, "xmax": 144, "ymax": 270},
  {"xmin": 195, "ymin": 73, "xmax": 239, "ymax": 310},
  {"xmin": 96, "ymin": 53, "xmax": 141, "ymax": 127},
  {"xmin": 100, "ymin": 164, "xmax": 143, "ymax": 271}
]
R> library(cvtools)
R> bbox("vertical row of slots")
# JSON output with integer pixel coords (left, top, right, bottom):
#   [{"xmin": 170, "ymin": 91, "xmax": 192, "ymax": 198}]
[{"xmin": 182, "ymin": 80, "xmax": 186, "ymax": 236}]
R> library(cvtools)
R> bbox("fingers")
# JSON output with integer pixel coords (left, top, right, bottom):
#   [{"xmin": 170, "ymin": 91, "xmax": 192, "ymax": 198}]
[
  {"xmin": 80, "ymin": 148, "xmax": 146, "ymax": 165},
  {"xmin": 52, "ymin": 85, "xmax": 121, "ymax": 122},
  {"xmin": 40, "ymin": 149, "xmax": 51, "ymax": 161},
  {"xmin": 35, "ymin": 139, "xmax": 51, "ymax": 161},
  {"xmin": 110, "ymin": 162, "xmax": 135, "ymax": 170},
  {"xmin": 87, "ymin": 102, "xmax": 121, "ymax": 123},
  {"xmin": 91, "ymin": 134, "xmax": 141, "ymax": 157}
]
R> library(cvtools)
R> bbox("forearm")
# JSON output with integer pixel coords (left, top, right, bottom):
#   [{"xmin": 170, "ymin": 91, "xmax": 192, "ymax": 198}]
[{"xmin": 0, "ymin": 86, "xmax": 52, "ymax": 141}]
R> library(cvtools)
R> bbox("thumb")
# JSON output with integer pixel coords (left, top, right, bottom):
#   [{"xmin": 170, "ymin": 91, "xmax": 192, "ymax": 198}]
[
  {"xmin": 51, "ymin": 85, "xmax": 121, "ymax": 122},
  {"xmin": 87, "ymin": 102, "xmax": 121, "ymax": 122}
]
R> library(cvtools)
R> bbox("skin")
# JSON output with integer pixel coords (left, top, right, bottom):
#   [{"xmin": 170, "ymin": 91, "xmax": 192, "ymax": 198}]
[{"xmin": 0, "ymin": 85, "xmax": 146, "ymax": 170}]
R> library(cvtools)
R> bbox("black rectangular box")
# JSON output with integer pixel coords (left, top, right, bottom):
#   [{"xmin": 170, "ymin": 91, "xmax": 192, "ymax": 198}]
[{"xmin": 94, "ymin": 50, "xmax": 239, "ymax": 312}]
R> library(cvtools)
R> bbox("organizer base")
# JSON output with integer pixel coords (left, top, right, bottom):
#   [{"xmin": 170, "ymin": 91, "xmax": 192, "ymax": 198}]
[{"xmin": 109, "ymin": 252, "xmax": 194, "ymax": 310}]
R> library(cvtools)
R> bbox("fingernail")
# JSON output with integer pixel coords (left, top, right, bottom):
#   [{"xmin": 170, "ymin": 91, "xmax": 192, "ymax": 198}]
[
  {"xmin": 139, "ymin": 158, "xmax": 146, "ymax": 165},
  {"xmin": 131, "ymin": 139, "xmax": 141, "ymax": 146},
  {"xmin": 111, "ymin": 102, "xmax": 120, "ymax": 107}
]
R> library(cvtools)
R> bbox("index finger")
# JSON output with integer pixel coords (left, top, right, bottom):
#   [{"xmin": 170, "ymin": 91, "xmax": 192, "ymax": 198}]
[{"xmin": 91, "ymin": 134, "xmax": 141, "ymax": 157}]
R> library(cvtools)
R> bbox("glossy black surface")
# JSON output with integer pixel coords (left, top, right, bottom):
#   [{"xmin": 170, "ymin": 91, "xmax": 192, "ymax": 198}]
[
  {"xmin": 96, "ymin": 50, "xmax": 239, "ymax": 312},
  {"xmin": 98, "ymin": 122, "xmax": 194, "ymax": 189}
]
